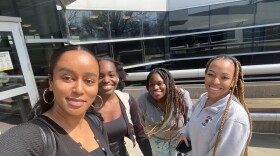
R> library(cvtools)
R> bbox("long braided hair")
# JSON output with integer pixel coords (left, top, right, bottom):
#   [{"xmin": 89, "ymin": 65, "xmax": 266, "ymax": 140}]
[
  {"xmin": 205, "ymin": 55, "xmax": 252, "ymax": 156},
  {"xmin": 145, "ymin": 68, "xmax": 186, "ymax": 136}
]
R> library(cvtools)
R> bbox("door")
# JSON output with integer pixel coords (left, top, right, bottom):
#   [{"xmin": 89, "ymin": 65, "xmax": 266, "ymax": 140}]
[{"xmin": 0, "ymin": 16, "xmax": 39, "ymax": 133}]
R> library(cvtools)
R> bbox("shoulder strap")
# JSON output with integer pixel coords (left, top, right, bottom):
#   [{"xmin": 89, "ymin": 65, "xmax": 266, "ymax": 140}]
[
  {"xmin": 86, "ymin": 113, "xmax": 104, "ymax": 133},
  {"xmin": 30, "ymin": 117, "xmax": 56, "ymax": 156}
]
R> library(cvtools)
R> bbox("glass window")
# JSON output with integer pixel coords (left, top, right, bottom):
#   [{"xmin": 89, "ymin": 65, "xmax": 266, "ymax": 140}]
[
  {"xmin": 110, "ymin": 11, "xmax": 142, "ymax": 39},
  {"xmin": 210, "ymin": 1, "xmax": 255, "ymax": 30},
  {"xmin": 144, "ymin": 39, "xmax": 165, "ymax": 62},
  {"xmin": 143, "ymin": 12, "xmax": 167, "ymax": 36},
  {"xmin": 255, "ymin": 0, "xmax": 280, "ymax": 25},
  {"xmin": 27, "ymin": 43, "xmax": 63, "ymax": 77},
  {"xmin": 253, "ymin": 26, "xmax": 280, "ymax": 52},
  {"xmin": 112, "ymin": 41, "xmax": 143, "ymax": 65},
  {"xmin": 0, "ymin": 93, "xmax": 31, "ymax": 129},
  {"xmin": 0, "ymin": 32, "xmax": 25, "ymax": 89},
  {"xmin": 66, "ymin": 10, "xmax": 110, "ymax": 42},
  {"xmin": 83, "ymin": 43, "xmax": 111, "ymax": 58},
  {"xmin": 170, "ymin": 34, "xmax": 210, "ymax": 58},
  {"xmin": 0, "ymin": 0, "xmax": 63, "ymax": 39},
  {"xmin": 170, "ymin": 6, "xmax": 210, "ymax": 34}
]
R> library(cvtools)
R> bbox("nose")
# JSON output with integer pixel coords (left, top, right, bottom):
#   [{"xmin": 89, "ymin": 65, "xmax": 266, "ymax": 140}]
[
  {"xmin": 213, "ymin": 77, "xmax": 220, "ymax": 85},
  {"xmin": 152, "ymin": 84, "xmax": 160, "ymax": 90},
  {"xmin": 102, "ymin": 76, "xmax": 110, "ymax": 83},
  {"xmin": 73, "ymin": 80, "xmax": 84, "ymax": 95}
]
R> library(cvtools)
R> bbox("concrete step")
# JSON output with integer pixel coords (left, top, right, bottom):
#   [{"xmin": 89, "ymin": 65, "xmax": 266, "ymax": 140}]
[{"xmin": 125, "ymin": 133, "xmax": 280, "ymax": 156}]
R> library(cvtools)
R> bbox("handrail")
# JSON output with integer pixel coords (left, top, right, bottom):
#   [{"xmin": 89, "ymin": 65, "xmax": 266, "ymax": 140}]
[{"xmin": 126, "ymin": 63, "xmax": 280, "ymax": 81}]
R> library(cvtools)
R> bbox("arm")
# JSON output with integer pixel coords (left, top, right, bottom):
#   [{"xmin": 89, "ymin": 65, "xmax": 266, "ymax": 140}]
[
  {"xmin": 0, "ymin": 123, "xmax": 44, "ymax": 155},
  {"xmin": 181, "ymin": 89, "xmax": 193, "ymax": 120},
  {"xmin": 206, "ymin": 120, "xmax": 250, "ymax": 156},
  {"xmin": 129, "ymin": 94, "xmax": 153, "ymax": 156}
]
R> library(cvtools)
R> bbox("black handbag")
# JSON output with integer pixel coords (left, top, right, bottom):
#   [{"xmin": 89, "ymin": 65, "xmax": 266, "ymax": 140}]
[{"xmin": 176, "ymin": 139, "xmax": 192, "ymax": 154}]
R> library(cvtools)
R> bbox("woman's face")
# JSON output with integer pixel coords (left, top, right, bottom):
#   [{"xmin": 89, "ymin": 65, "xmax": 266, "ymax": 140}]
[
  {"xmin": 49, "ymin": 50, "xmax": 99, "ymax": 116},
  {"xmin": 148, "ymin": 73, "xmax": 167, "ymax": 103},
  {"xmin": 204, "ymin": 59, "xmax": 235, "ymax": 102},
  {"xmin": 98, "ymin": 60, "xmax": 119, "ymax": 96}
]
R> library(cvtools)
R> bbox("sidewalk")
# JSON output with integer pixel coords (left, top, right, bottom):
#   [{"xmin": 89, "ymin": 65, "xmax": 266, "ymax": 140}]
[{"xmin": 125, "ymin": 133, "xmax": 280, "ymax": 156}]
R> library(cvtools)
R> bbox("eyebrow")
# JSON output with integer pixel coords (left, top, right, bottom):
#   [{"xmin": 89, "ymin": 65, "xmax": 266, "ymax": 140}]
[
  {"xmin": 208, "ymin": 70, "xmax": 232, "ymax": 76},
  {"xmin": 58, "ymin": 67, "xmax": 98, "ymax": 77}
]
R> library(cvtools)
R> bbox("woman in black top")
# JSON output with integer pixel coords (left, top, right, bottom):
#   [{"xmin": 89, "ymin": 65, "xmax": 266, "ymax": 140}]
[
  {"xmin": 0, "ymin": 45, "xmax": 112, "ymax": 156},
  {"xmin": 94, "ymin": 57, "xmax": 152, "ymax": 156}
]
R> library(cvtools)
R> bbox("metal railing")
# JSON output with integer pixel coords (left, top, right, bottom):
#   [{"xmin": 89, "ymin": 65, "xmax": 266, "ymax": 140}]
[{"xmin": 126, "ymin": 63, "xmax": 280, "ymax": 81}]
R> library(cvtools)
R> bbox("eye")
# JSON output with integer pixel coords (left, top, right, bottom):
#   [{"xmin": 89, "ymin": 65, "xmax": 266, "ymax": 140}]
[
  {"xmin": 149, "ymin": 83, "xmax": 155, "ymax": 88},
  {"xmin": 62, "ymin": 75, "xmax": 74, "ymax": 82},
  {"xmin": 85, "ymin": 79, "xmax": 95, "ymax": 85},
  {"xmin": 109, "ymin": 74, "xmax": 116, "ymax": 78},
  {"xmin": 222, "ymin": 76, "xmax": 230, "ymax": 80},
  {"xmin": 207, "ymin": 73, "xmax": 214, "ymax": 77}
]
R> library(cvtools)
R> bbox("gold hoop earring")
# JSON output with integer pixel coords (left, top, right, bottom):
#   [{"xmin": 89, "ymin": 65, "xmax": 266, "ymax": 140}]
[
  {"xmin": 92, "ymin": 95, "xmax": 103, "ymax": 109},
  {"xmin": 43, "ymin": 88, "xmax": 54, "ymax": 104}
]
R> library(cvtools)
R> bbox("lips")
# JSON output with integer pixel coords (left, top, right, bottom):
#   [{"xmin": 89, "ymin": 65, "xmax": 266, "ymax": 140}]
[
  {"xmin": 151, "ymin": 91, "xmax": 163, "ymax": 97},
  {"xmin": 209, "ymin": 86, "xmax": 221, "ymax": 91},
  {"xmin": 101, "ymin": 84, "xmax": 114, "ymax": 91},
  {"xmin": 66, "ymin": 97, "xmax": 86, "ymax": 107}
]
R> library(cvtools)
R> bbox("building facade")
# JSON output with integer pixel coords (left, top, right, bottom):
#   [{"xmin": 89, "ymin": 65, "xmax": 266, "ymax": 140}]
[
  {"xmin": 1, "ymin": 0, "xmax": 280, "ymax": 79},
  {"xmin": 0, "ymin": 0, "xmax": 280, "ymax": 130}
]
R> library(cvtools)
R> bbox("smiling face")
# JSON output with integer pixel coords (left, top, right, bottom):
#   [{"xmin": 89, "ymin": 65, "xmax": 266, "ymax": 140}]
[
  {"xmin": 148, "ymin": 73, "xmax": 167, "ymax": 103},
  {"xmin": 98, "ymin": 60, "xmax": 119, "ymax": 96},
  {"xmin": 204, "ymin": 58, "xmax": 235, "ymax": 103},
  {"xmin": 49, "ymin": 50, "xmax": 99, "ymax": 116}
]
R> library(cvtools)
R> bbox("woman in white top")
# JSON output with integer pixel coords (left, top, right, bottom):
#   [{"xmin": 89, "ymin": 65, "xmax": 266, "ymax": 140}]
[{"xmin": 179, "ymin": 55, "xmax": 252, "ymax": 156}]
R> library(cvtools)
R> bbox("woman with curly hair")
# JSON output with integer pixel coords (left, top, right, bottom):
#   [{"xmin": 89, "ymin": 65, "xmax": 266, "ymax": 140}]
[{"xmin": 94, "ymin": 57, "xmax": 152, "ymax": 156}]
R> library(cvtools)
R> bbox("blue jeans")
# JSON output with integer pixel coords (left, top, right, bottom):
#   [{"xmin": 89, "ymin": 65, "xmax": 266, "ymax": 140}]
[{"xmin": 149, "ymin": 135, "xmax": 178, "ymax": 156}]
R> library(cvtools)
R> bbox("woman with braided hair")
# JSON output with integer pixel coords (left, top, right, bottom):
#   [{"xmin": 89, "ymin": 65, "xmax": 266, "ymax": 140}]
[
  {"xmin": 179, "ymin": 54, "xmax": 252, "ymax": 156},
  {"xmin": 137, "ymin": 67, "xmax": 192, "ymax": 156}
]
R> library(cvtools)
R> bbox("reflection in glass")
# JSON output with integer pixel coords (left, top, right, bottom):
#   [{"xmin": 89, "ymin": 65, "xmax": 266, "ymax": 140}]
[
  {"xmin": 170, "ymin": 6, "xmax": 210, "ymax": 35},
  {"xmin": 110, "ymin": 11, "xmax": 142, "ymax": 39},
  {"xmin": 255, "ymin": 0, "xmax": 280, "ymax": 25},
  {"xmin": 144, "ymin": 39, "xmax": 165, "ymax": 62},
  {"xmin": 66, "ymin": 10, "xmax": 110, "ymax": 41},
  {"xmin": 143, "ymin": 12, "xmax": 167, "ymax": 36},
  {"xmin": 253, "ymin": 26, "xmax": 280, "ymax": 52},
  {"xmin": 210, "ymin": 1, "xmax": 255, "ymax": 30},
  {"xmin": 0, "ymin": 0, "xmax": 62, "ymax": 39},
  {"xmin": 113, "ymin": 41, "xmax": 143, "ymax": 65},
  {"xmin": 0, "ymin": 32, "xmax": 25, "ymax": 90},
  {"xmin": 27, "ymin": 43, "xmax": 63, "ymax": 77},
  {"xmin": 0, "ymin": 94, "xmax": 31, "ymax": 132}
]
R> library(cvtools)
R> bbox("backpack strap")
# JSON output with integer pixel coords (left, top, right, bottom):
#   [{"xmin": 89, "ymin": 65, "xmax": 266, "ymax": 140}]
[
  {"xmin": 30, "ymin": 117, "xmax": 56, "ymax": 156},
  {"xmin": 86, "ymin": 112, "xmax": 104, "ymax": 133},
  {"xmin": 85, "ymin": 113, "xmax": 113, "ymax": 156}
]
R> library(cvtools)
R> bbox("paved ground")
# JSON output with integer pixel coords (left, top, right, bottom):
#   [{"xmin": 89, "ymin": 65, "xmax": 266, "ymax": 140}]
[{"xmin": 125, "ymin": 132, "xmax": 280, "ymax": 156}]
